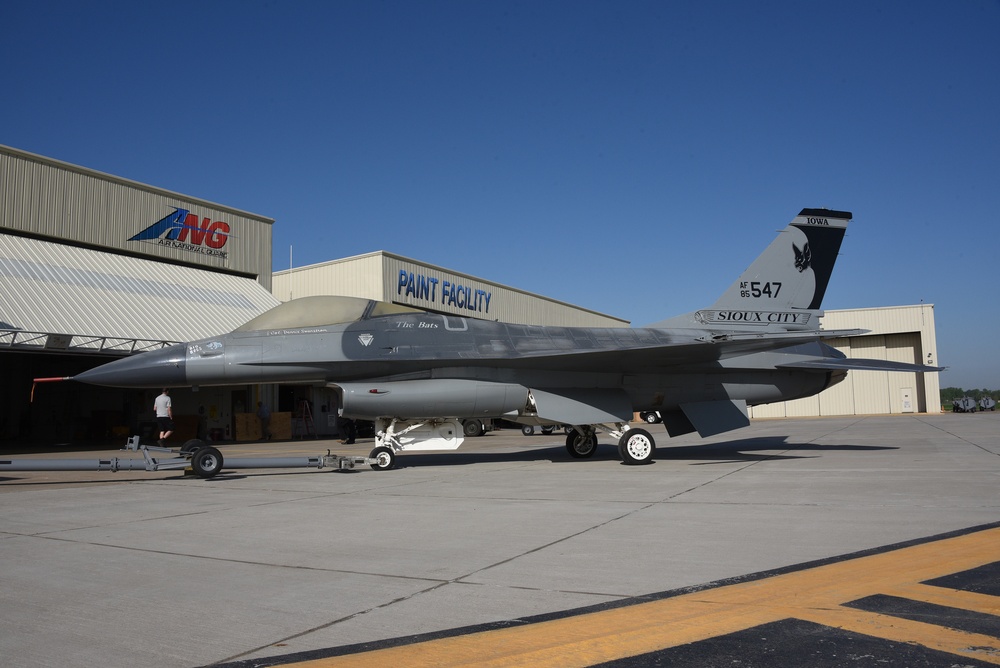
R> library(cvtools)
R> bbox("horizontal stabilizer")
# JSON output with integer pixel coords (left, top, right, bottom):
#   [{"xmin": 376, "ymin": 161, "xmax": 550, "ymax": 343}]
[
  {"xmin": 709, "ymin": 328, "xmax": 869, "ymax": 343},
  {"xmin": 531, "ymin": 388, "xmax": 634, "ymax": 424},
  {"xmin": 777, "ymin": 358, "xmax": 945, "ymax": 373}
]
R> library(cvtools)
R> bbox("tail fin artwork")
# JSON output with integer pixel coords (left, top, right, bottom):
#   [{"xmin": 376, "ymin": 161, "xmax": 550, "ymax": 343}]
[{"xmin": 652, "ymin": 208, "xmax": 851, "ymax": 331}]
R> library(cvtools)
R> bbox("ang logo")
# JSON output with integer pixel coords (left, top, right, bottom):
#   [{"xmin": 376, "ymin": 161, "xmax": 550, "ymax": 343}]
[
  {"xmin": 129, "ymin": 207, "xmax": 231, "ymax": 258},
  {"xmin": 793, "ymin": 242, "xmax": 812, "ymax": 272}
]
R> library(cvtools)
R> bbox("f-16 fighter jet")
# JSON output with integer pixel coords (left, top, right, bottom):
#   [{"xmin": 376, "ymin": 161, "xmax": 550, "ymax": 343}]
[{"xmin": 73, "ymin": 209, "xmax": 941, "ymax": 469}]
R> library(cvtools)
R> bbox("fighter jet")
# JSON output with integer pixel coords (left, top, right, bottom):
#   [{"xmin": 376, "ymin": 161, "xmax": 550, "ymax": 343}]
[{"xmin": 73, "ymin": 208, "xmax": 941, "ymax": 469}]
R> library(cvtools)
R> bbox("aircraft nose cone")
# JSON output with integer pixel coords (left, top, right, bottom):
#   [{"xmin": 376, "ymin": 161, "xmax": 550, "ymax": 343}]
[{"xmin": 75, "ymin": 344, "xmax": 187, "ymax": 388}]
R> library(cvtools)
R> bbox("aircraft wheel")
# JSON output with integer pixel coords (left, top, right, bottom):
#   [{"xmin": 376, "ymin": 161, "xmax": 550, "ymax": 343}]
[
  {"xmin": 180, "ymin": 439, "xmax": 205, "ymax": 455},
  {"xmin": 521, "ymin": 425, "xmax": 535, "ymax": 436},
  {"xmin": 463, "ymin": 420, "xmax": 484, "ymax": 437},
  {"xmin": 541, "ymin": 425, "xmax": 555, "ymax": 434},
  {"xmin": 643, "ymin": 412, "xmax": 659, "ymax": 424},
  {"xmin": 566, "ymin": 431, "xmax": 598, "ymax": 458},
  {"xmin": 191, "ymin": 446, "xmax": 224, "ymax": 477},
  {"xmin": 369, "ymin": 446, "xmax": 396, "ymax": 471},
  {"xmin": 619, "ymin": 428, "xmax": 655, "ymax": 465}
]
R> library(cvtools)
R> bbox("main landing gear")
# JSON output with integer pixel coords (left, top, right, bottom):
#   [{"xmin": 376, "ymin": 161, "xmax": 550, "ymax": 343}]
[
  {"xmin": 565, "ymin": 424, "xmax": 656, "ymax": 465},
  {"xmin": 566, "ymin": 427, "xmax": 598, "ymax": 458}
]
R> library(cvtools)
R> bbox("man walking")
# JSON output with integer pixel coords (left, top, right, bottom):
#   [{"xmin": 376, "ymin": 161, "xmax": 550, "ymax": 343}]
[{"xmin": 154, "ymin": 388, "xmax": 174, "ymax": 446}]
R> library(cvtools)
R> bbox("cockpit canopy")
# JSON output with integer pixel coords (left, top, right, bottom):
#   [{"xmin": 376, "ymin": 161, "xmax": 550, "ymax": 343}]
[{"xmin": 235, "ymin": 296, "xmax": 424, "ymax": 332}]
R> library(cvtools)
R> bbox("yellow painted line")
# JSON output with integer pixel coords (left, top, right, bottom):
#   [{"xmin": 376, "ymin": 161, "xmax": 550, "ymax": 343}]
[
  {"xmin": 794, "ymin": 607, "xmax": 1000, "ymax": 663},
  {"xmin": 279, "ymin": 526, "xmax": 1000, "ymax": 667},
  {"xmin": 886, "ymin": 582, "xmax": 1000, "ymax": 616}
]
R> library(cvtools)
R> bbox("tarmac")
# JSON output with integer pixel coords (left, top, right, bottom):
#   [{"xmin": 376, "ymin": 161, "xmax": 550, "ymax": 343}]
[{"xmin": 1, "ymin": 412, "xmax": 998, "ymax": 667}]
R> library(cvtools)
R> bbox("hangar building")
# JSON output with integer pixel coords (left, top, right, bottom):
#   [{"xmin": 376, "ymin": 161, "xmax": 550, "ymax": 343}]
[
  {"xmin": 272, "ymin": 253, "xmax": 628, "ymax": 328},
  {"xmin": 750, "ymin": 304, "xmax": 942, "ymax": 417},
  {"xmin": 1, "ymin": 143, "xmax": 942, "ymax": 447},
  {"xmin": 1, "ymin": 145, "xmax": 279, "ymax": 443}
]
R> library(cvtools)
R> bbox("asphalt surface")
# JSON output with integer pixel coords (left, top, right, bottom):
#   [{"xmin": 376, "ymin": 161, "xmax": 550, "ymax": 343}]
[{"xmin": 1, "ymin": 413, "xmax": 998, "ymax": 667}]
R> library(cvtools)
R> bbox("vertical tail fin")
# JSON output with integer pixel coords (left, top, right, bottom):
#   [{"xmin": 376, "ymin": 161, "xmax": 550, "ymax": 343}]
[{"xmin": 652, "ymin": 208, "xmax": 852, "ymax": 331}]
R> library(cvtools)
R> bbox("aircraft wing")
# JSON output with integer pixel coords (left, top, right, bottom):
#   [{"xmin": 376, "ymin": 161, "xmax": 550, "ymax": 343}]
[
  {"xmin": 476, "ymin": 328, "xmax": 944, "ymax": 378},
  {"xmin": 487, "ymin": 329, "xmax": 875, "ymax": 374}
]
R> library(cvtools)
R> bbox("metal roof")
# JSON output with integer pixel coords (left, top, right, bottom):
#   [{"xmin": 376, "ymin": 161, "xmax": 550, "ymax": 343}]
[{"xmin": 0, "ymin": 234, "xmax": 280, "ymax": 354}]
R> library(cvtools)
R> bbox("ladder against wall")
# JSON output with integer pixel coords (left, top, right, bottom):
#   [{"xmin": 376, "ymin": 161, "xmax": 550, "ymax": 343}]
[{"xmin": 294, "ymin": 399, "xmax": 316, "ymax": 439}]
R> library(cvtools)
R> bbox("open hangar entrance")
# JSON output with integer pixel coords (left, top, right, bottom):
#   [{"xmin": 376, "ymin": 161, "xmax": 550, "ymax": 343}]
[{"xmin": 7, "ymin": 351, "xmax": 253, "ymax": 447}]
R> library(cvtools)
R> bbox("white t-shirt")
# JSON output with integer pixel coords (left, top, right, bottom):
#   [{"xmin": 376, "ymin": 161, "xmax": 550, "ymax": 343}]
[{"xmin": 154, "ymin": 394, "xmax": 172, "ymax": 417}]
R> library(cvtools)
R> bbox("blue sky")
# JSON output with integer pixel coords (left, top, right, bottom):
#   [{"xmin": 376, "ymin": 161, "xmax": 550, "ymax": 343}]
[{"xmin": 3, "ymin": 1, "xmax": 998, "ymax": 390}]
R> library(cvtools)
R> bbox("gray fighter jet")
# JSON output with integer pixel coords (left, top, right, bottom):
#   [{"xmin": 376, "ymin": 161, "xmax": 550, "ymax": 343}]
[{"xmin": 74, "ymin": 208, "xmax": 941, "ymax": 469}]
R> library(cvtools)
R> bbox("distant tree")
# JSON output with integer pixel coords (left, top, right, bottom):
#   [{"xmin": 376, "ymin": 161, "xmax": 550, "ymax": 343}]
[{"xmin": 940, "ymin": 387, "xmax": 965, "ymax": 402}]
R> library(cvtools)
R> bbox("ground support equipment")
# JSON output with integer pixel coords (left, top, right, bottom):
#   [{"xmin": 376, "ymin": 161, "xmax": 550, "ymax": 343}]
[{"xmin": 0, "ymin": 436, "xmax": 377, "ymax": 478}]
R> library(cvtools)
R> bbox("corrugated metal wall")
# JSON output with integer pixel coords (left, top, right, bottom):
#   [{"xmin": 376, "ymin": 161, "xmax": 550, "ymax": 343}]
[
  {"xmin": 272, "ymin": 253, "xmax": 385, "ymax": 302},
  {"xmin": 0, "ymin": 233, "xmax": 279, "ymax": 345},
  {"xmin": 749, "ymin": 305, "xmax": 941, "ymax": 417},
  {"xmin": 1, "ymin": 145, "xmax": 274, "ymax": 289},
  {"xmin": 273, "ymin": 251, "xmax": 628, "ymax": 327}
]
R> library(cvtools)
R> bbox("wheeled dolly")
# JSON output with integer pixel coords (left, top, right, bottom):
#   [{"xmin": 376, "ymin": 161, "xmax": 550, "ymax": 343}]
[{"xmin": 0, "ymin": 436, "xmax": 378, "ymax": 479}]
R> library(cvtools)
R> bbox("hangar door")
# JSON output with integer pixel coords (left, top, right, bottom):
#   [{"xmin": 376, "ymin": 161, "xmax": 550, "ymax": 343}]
[
  {"xmin": 824, "ymin": 333, "xmax": 924, "ymax": 416},
  {"xmin": 750, "ymin": 332, "xmax": 925, "ymax": 418}
]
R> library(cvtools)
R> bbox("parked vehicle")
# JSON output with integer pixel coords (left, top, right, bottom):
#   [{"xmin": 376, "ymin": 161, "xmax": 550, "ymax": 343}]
[{"xmin": 952, "ymin": 397, "xmax": 977, "ymax": 413}]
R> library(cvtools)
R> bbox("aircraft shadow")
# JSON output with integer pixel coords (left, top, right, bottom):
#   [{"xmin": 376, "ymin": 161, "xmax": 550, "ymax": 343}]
[
  {"xmin": 390, "ymin": 436, "xmax": 896, "ymax": 469},
  {"xmin": 657, "ymin": 436, "xmax": 896, "ymax": 465}
]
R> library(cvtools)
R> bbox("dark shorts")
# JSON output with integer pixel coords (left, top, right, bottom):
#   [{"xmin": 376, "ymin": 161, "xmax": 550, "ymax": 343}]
[{"xmin": 157, "ymin": 417, "xmax": 174, "ymax": 431}]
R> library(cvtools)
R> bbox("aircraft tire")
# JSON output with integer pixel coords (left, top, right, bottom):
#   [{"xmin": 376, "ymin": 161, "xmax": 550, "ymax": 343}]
[
  {"xmin": 566, "ymin": 431, "xmax": 598, "ymax": 458},
  {"xmin": 521, "ymin": 425, "xmax": 535, "ymax": 436},
  {"xmin": 180, "ymin": 439, "xmax": 205, "ymax": 455},
  {"xmin": 463, "ymin": 420, "xmax": 484, "ymax": 437},
  {"xmin": 618, "ymin": 428, "xmax": 655, "ymax": 465},
  {"xmin": 369, "ymin": 446, "xmax": 396, "ymax": 471},
  {"xmin": 191, "ymin": 446, "xmax": 224, "ymax": 477}
]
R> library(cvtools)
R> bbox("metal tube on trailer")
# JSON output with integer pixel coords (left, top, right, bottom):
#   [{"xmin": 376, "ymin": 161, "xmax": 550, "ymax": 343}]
[
  {"xmin": 221, "ymin": 457, "xmax": 328, "ymax": 469},
  {"xmin": 0, "ymin": 437, "xmax": 378, "ymax": 477},
  {"xmin": 0, "ymin": 458, "xmax": 155, "ymax": 472}
]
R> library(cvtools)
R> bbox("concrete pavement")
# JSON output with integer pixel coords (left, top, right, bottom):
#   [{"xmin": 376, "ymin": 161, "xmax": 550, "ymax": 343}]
[{"xmin": 1, "ymin": 413, "xmax": 998, "ymax": 667}]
